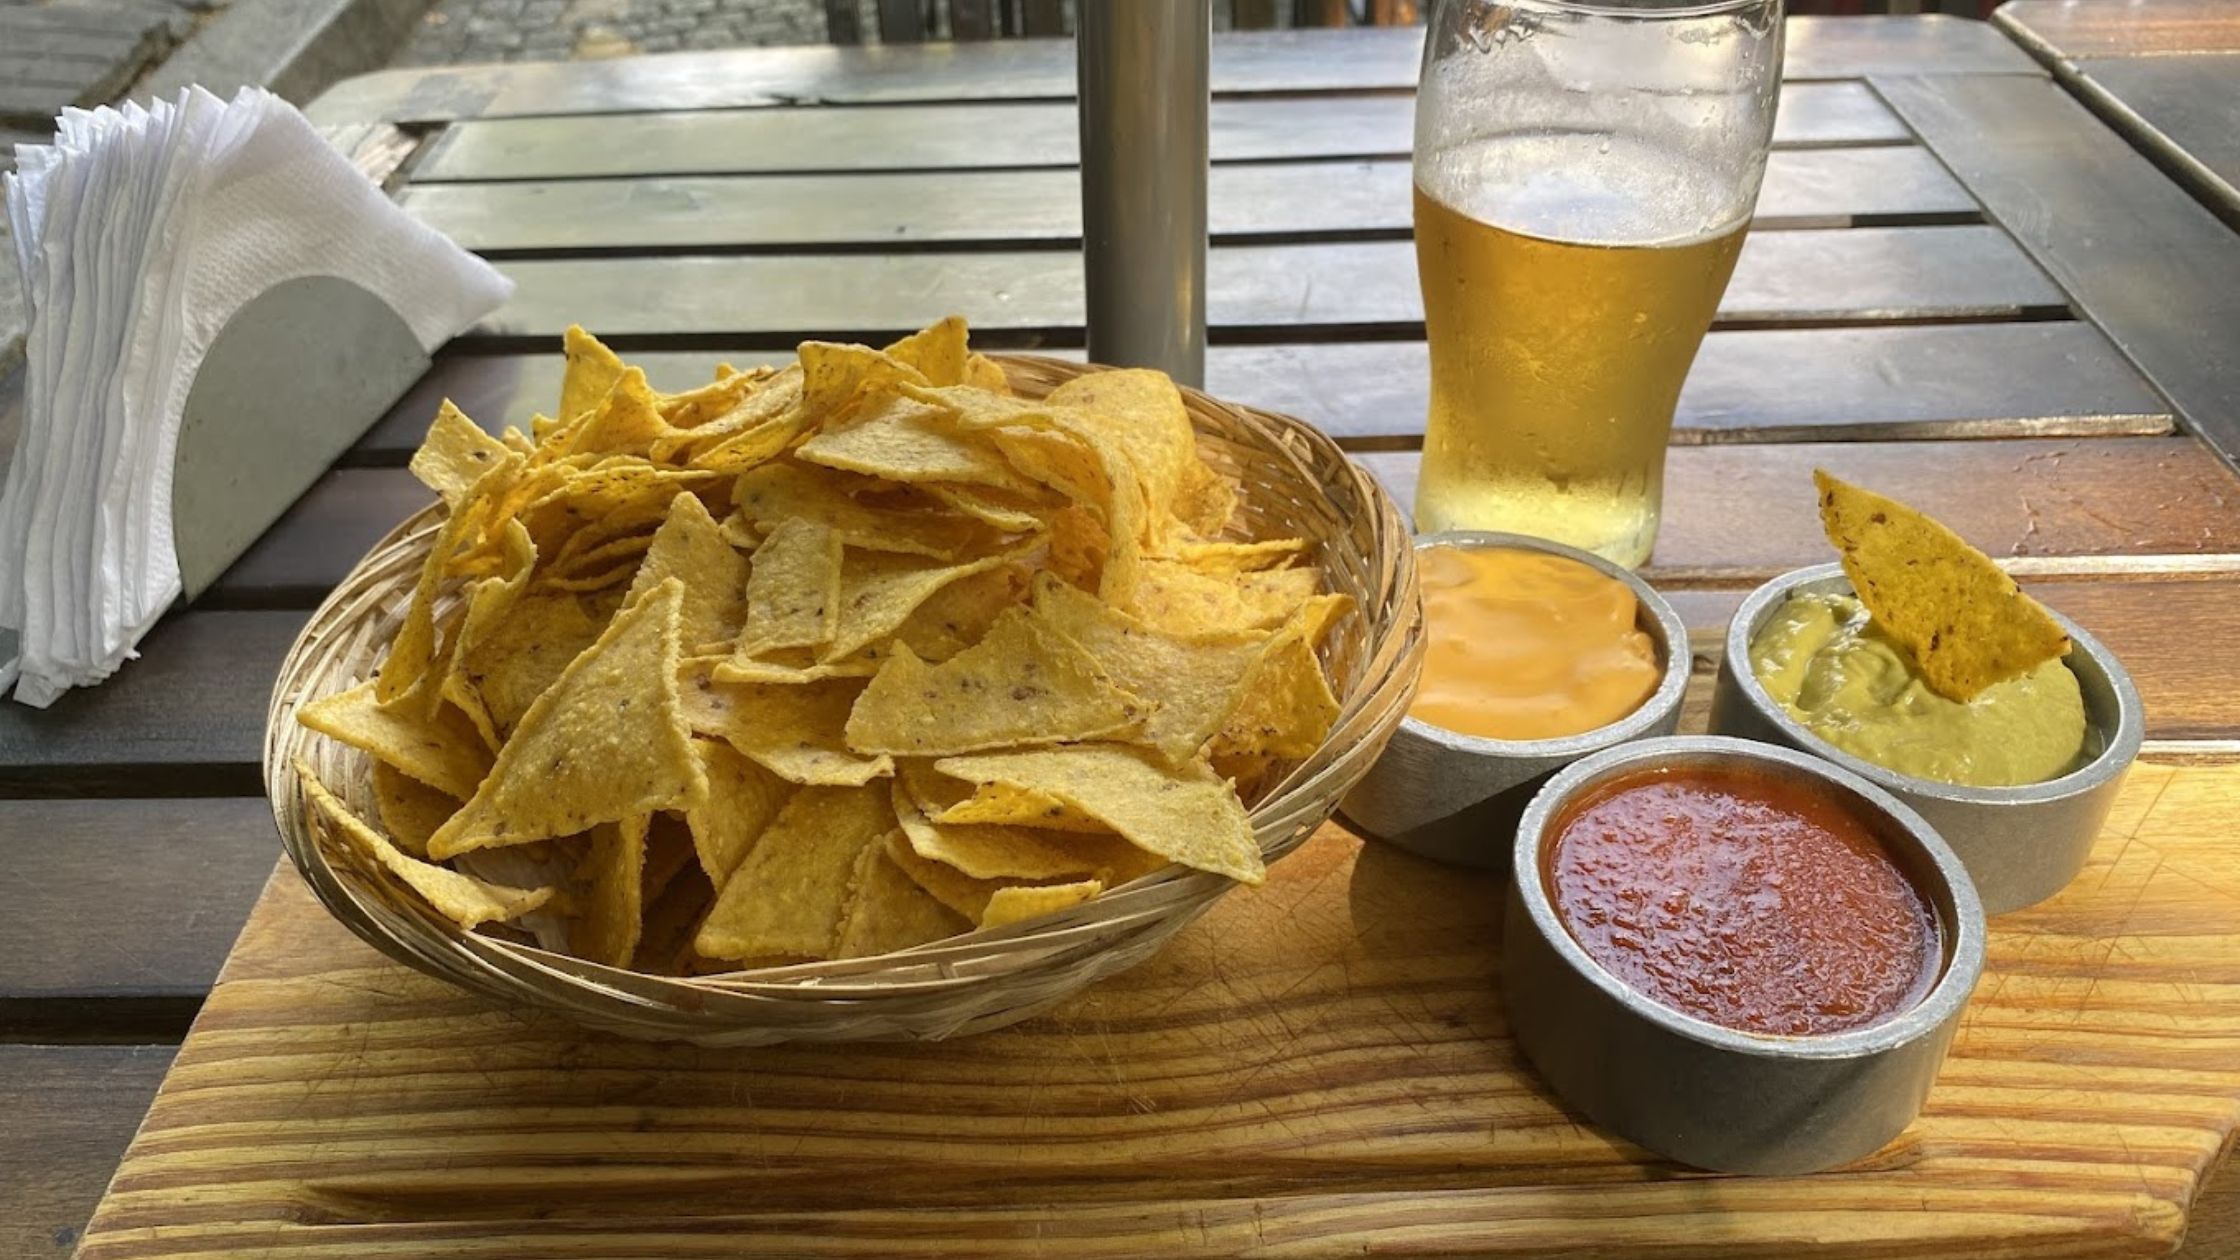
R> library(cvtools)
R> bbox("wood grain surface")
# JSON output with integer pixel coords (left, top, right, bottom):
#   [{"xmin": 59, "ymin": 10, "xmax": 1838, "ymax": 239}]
[
  {"xmin": 207, "ymin": 437, "xmax": 2238, "ymax": 607},
  {"xmin": 354, "ymin": 323, "xmax": 2172, "ymax": 460},
  {"xmin": 1365, "ymin": 436, "xmax": 2240, "ymax": 579},
  {"xmin": 0, "ymin": 799, "xmax": 276, "ymax": 1004},
  {"xmin": 399, "ymin": 148, "xmax": 1974, "ymax": 253},
  {"xmin": 1876, "ymin": 73, "xmax": 2240, "ymax": 473},
  {"xmin": 0, "ymin": 1046, "xmax": 174, "ymax": 1259},
  {"xmin": 1998, "ymin": 0, "xmax": 2240, "ymax": 58},
  {"xmin": 0, "ymin": 611, "xmax": 307, "ymax": 794},
  {"xmin": 407, "ymin": 82, "xmax": 1907, "ymax": 183},
  {"xmin": 73, "ymin": 759, "xmax": 2240, "ymax": 1258},
  {"xmin": 478, "ymin": 228, "xmax": 2067, "ymax": 340},
  {"xmin": 303, "ymin": 20, "xmax": 2036, "ymax": 129}
]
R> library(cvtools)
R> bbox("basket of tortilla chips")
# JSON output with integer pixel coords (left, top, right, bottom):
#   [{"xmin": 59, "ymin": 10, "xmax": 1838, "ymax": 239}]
[{"xmin": 266, "ymin": 318, "xmax": 1423, "ymax": 1045}]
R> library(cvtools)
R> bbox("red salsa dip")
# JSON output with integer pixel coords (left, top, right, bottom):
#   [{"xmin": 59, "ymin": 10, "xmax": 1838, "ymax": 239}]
[{"xmin": 1544, "ymin": 764, "xmax": 1940, "ymax": 1037}]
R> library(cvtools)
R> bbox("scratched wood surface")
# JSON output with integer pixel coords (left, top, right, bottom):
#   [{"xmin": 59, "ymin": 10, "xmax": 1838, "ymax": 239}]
[{"xmin": 72, "ymin": 758, "xmax": 2240, "ymax": 1258}]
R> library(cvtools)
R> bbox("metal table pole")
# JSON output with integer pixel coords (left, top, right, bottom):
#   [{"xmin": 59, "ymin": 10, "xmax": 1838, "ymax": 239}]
[{"xmin": 1076, "ymin": 0, "xmax": 1210, "ymax": 387}]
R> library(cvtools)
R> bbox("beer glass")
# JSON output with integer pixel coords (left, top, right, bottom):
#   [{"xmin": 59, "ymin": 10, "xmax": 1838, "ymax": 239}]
[{"xmin": 1413, "ymin": 0, "xmax": 1783, "ymax": 567}]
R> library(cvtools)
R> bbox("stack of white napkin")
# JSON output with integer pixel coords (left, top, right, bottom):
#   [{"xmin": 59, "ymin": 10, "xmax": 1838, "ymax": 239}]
[{"xmin": 0, "ymin": 86, "xmax": 512, "ymax": 707}]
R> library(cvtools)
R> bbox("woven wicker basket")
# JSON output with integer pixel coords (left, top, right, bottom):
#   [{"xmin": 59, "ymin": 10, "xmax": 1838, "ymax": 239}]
[{"xmin": 267, "ymin": 354, "xmax": 1424, "ymax": 1045}]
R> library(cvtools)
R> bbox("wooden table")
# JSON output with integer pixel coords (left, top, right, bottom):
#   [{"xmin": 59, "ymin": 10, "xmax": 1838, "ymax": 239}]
[
  {"xmin": 6, "ymin": 16, "xmax": 2240, "ymax": 1258},
  {"xmin": 1998, "ymin": 0, "xmax": 2240, "ymax": 229}
]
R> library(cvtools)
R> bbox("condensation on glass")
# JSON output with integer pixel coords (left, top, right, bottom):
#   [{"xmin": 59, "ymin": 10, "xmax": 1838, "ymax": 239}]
[{"xmin": 1412, "ymin": 0, "xmax": 1783, "ymax": 567}]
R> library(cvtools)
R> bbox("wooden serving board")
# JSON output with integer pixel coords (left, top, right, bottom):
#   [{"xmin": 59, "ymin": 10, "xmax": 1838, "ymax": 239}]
[{"xmin": 76, "ymin": 759, "xmax": 2240, "ymax": 1259}]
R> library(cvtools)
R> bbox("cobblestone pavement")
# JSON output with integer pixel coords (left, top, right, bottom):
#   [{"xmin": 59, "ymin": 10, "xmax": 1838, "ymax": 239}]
[
  {"xmin": 395, "ymin": 0, "xmax": 826, "ymax": 63},
  {"xmin": 1, "ymin": 0, "xmax": 208, "ymax": 145},
  {"xmin": 393, "ymin": 0, "xmax": 1284, "ymax": 65}
]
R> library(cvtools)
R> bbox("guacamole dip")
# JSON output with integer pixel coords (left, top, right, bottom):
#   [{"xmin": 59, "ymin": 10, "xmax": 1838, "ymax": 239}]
[{"xmin": 1750, "ymin": 592, "xmax": 2088, "ymax": 788}]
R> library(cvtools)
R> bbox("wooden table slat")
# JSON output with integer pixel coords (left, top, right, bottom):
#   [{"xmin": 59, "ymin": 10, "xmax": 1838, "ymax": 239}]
[
  {"xmin": 218, "ymin": 435, "xmax": 2240, "ymax": 612},
  {"xmin": 478, "ymin": 226, "xmax": 2068, "ymax": 342},
  {"xmin": 304, "ymin": 19, "xmax": 2038, "ymax": 128},
  {"xmin": 409, "ymin": 82, "xmax": 1908, "ymax": 183},
  {"xmin": 1355, "ymin": 435, "xmax": 2240, "ymax": 579},
  {"xmin": 69, "ymin": 777, "xmax": 2240, "ymax": 1258},
  {"xmin": 0, "ymin": 611, "xmax": 309, "ymax": 792},
  {"xmin": 2067, "ymin": 54, "xmax": 2240, "ymax": 229},
  {"xmin": 1997, "ymin": 0, "xmax": 2240, "ymax": 58},
  {"xmin": 1874, "ymin": 73, "xmax": 2240, "ymax": 474},
  {"xmin": 0, "ymin": 1045, "xmax": 174, "ymax": 1260},
  {"xmin": 0, "ymin": 799, "xmax": 277, "ymax": 1002},
  {"xmin": 400, "ymin": 148, "xmax": 1976, "ymax": 254},
  {"xmin": 354, "ymin": 321, "xmax": 2172, "ymax": 461}
]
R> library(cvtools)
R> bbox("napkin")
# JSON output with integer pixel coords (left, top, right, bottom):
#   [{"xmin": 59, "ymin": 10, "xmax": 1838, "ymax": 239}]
[{"xmin": 0, "ymin": 87, "xmax": 512, "ymax": 707}]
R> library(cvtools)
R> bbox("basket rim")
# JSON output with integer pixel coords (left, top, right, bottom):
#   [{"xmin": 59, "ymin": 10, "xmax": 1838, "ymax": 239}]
[{"xmin": 265, "ymin": 352, "xmax": 1426, "ymax": 1040}]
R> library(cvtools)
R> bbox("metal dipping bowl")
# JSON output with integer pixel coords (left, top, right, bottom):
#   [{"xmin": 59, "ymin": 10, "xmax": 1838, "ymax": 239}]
[
  {"xmin": 1504, "ymin": 736, "xmax": 1986, "ymax": 1175},
  {"xmin": 1710, "ymin": 564, "xmax": 2143, "ymax": 915},
  {"xmin": 1340, "ymin": 531, "xmax": 1689, "ymax": 869}
]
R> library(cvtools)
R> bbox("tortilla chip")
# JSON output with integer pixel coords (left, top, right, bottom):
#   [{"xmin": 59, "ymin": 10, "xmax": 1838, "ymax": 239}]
[
  {"xmin": 892, "ymin": 765, "xmax": 1135, "ymax": 881},
  {"xmin": 832, "ymin": 843, "xmax": 971, "ymax": 958},
  {"xmin": 453, "ymin": 590, "xmax": 605, "ymax": 736},
  {"xmin": 923, "ymin": 481, "xmax": 1055, "ymax": 533},
  {"xmin": 682, "ymin": 674, "xmax": 894, "ymax": 786},
  {"xmin": 1127, "ymin": 559, "xmax": 1318, "ymax": 636},
  {"xmin": 428, "ymin": 579, "xmax": 705, "ymax": 858},
  {"xmin": 733, "ymin": 462, "xmax": 990, "ymax": 559},
  {"xmin": 297, "ymin": 759, "xmax": 550, "ymax": 929},
  {"xmin": 686, "ymin": 739, "xmax": 793, "ymax": 884},
  {"xmin": 827, "ymin": 547, "xmax": 1021, "ymax": 662},
  {"xmin": 1166, "ymin": 537, "xmax": 1309, "ymax": 577},
  {"xmin": 378, "ymin": 452, "xmax": 522, "ymax": 707},
  {"xmin": 561, "ymin": 325, "xmax": 629, "ymax": 424},
  {"xmin": 881, "ymin": 828, "xmax": 1006, "ymax": 921},
  {"xmin": 797, "ymin": 394, "xmax": 1035, "ymax": 493},
  {"xmin": 1030, "ymin": 574, "xmax": 1263, "ymax": 764},
  {"xmin": 1174, "ymin": 456, "xmax": 1238, "ymax": 538},
  {"xmin": 410, "ymin": 401, "xmax": 509, "ymax": 507},
  {"xmin": 883, "ymin": 562, "xmax": 1029, "ymax": 662},
  {"xmin": 736, "ymin": 516, "xmax": 843, "ymax": 658},
  {"xmin": 298, "ymin": 681, "xmax": 493, "ymax": 800},
  {"xmin": 1211, "ymin": 613, "xmax": 1340, "ymax": 761},
  {"xmin": 981, "ymin": 879, "xmax": 1103, "ymax": 930},
  {"xmin": 710, "ymin": 653, "xmax": 880, "ymax": 685},
  {"xmin": 882, "ymin": 315, "xmax": 971, "ymax": 387},
  {"xmin": 623, "ymin": 492, "xmax": 749, "ymax": 649},
  {"xmin": 845, "ymin": 606, "xmax": 1149, "ymax": 756},
  {"xmin": 371, "ymin": 762, "xmax": 460, "ymax": 860},
  {"xmin": 962, "ymin": 352, "xmax": 1012, "ymax": 394},
  {"xmin": 1045, "ymin": 368, "xmax": 1195, "ymax": 539},
  {"xmin": 683, "ymin": 377, "xmax": 816, "ymax": 472},
  {"xmin": 657, "ymin": 370, "xmax": 758, "ymax": 430},
  {"xmin": 1815, "ymin": 470, "xmax": 2071, "ymax": 700},
  {"xmin": 933, "ymin": 781, "xmax": 1114, "ymax": 833},
  {"xmin": 571, "ymin": 814, "xmax": 648, "ymax": 968},
  {"xmin": 567, "ymin": 367, "xmax": 679, "ymax": 459},
  {"xmin": 547, "ymin": 530, "xmax": 656, "ymax": 579},
  {"xmin": 935, "ymin": 746, "xmax": 1263, "ymax": 885},
  {"xmin": 798, "ymin": 339, "xmax": 929, "ymax": 417},
  {"xmin": 694, "ymin": 783, "xmax": 893, "ymax": 960}
]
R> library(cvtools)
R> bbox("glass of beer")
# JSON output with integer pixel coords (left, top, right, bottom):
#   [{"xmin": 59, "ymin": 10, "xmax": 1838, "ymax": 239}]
[{"xmin": 1412, "ymin": 0, "xmax": 1783, "ymax": 567}]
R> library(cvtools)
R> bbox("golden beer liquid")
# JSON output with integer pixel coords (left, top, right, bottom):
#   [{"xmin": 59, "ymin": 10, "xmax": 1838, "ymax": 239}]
[{"xmin": 1413, "ymin": 183, "xmax": 1746, "ymax": 567}]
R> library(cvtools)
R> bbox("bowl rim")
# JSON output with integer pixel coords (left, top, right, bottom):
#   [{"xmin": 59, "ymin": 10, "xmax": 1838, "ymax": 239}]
[
  {"xmin": 1723, "ymin": 563, "xmax": 2144, "ymax": 806},
  {"xmin": 1394, "ymin": 529, "xmax": 1690, "ymax": 757},
  {"xmin": 1511, "ymin": 734, "xmax": 1988, "ymax": 1061}
]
